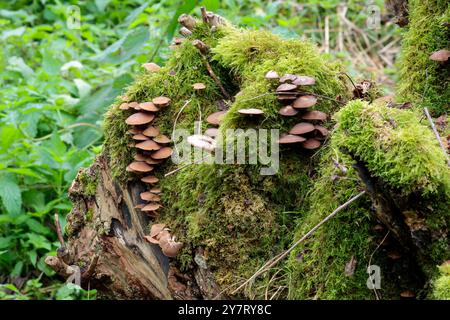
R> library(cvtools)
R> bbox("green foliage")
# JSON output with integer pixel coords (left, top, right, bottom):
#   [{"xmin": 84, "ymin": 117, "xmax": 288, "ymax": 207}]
[{"xmin": 433, "ymin": 262, "xmax": 450, "ymax": 300}]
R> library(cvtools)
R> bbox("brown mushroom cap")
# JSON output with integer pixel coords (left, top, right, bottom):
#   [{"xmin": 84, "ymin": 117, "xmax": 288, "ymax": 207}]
[
  {"xmin": 134, "ymin": 153, "xmax": 146, "ymax": 161},
  {"xmin": 302, "ymin": 138, "xmax": 321, "ymax": 149},
  {"xmin": 302, "ymin": 110, "xmax": 327, "ymax": 121},
  {"xmin": 145, "ymin": 157, "xmax": 163, "ymax": 165},
  {"xmin": 265, "ymin": 70, "xmax": 279, "ymax": 79},
  {"xmin": 139, "ymin": 102, "xmax": 159, "ymax": 112},
  {"xmin": 150, "ymin": 223, "xmax": 166, "ymax": 238},
  {"xmin": 314, "ymin": 125, "xmax": 329, "ymax": 138},
  {"xmin": 125, "ymin": 112, "xmax": 155, "ymax": 125},
  {"xmin": 141, "ymin": 175, "xmax": 159, "ymax": 184},
  {"xmin": 429, "ymin": 49, "xmax": 450, "ymax": 62},
  {"xmin": 277, "ymin": 94, "xmax": 298, "ymax": 102},
  {"xmin": 292, "ymin": 95, "xmax": 317, "ymax": 109},
  {"xmin": 289, "ymin": 122, "xmax": 315, "ymax": 135},
  {"xmin": 119, "ymin": 102, "xmax": 129, "ymax": 110},
  {"xmin": 153, "ymin": 134, "xmax": 171, "ymax": 144},
  {"xmin": 400, "ymin": 290, "xmax": 415, "ymax": 298},
  {"xmin": 292, "ymin": 76, "xmax": 316, "ymax": 86},
  {"xmin": 278, "ymin": 106, "xmax": 299, "ymax": 116},
  {"xmin": 278, "ymin": 134, "xmax": 306, "ymax": 144},
  {"xmin": 276, "ymin": 83, "xmax": 297, "ymax": 92},
  {"xmin": 132, "ymin": 134, "xmax": 149, "ymax": 141},
  {"xmin": 135, "ymin": 139, "xmax": 161, "ymax": 151},
  {"xmin": 128, "ymin": 128, "xmax": 141, "ymax": 135},
  {"xmin": 140, "ymin": 191, "xmax": 161, "ymax": 202},
  {"xmin": 143, "ymin": 126, "xmax": 160, "ymax": 137},
  {"xmin": 152, "ymin": 96, "xmax": 171, "ymax": 107},
  {"xmin": 142, "ymin": 203, "xmax": 162, "ymax": 212},
  {"xmin": 142, "ymin": 62, "xmax": 161, "ymax": 72},
  {"xmin": 192, "ymin": 82, "xmax": 206, "ymax": 90},
  {"xmin": 150, "ymin": 187, "xmax": 161, "ymax": 194},
  {"xmin": 279, "ymin": 74, "xmax": 297, "ymax": 83},
  {"xmin": 127, "ymin": 161, "xmax": 154, "ymax": 173},
  {"xmin": 204, "ymin": 128, "xmax": 219, "ymax": 138},
  {"xmin": 238, "ymin": 108, "xmax": 264, "ymax": 115},
  {"xmin": 206, "ymin": 111, "xmax": 226, "ymax": 125},
  {"xmin": 161, "ymin": 239, "xmax": 183, "ymax": 258},
  {"xmin": 173, "ymin": 37, "xmax": 185, "ymax": 45},
  {"xmin": 128, "ymin": 101, "xmax": 140, "ymax": 110},
  {"xmin": 134, "ymin": 204, "xmax": 145, "ymax": 209},
  {"xmin": 152, "ymin": 147, "xmax": 173, "ymax": 159}
]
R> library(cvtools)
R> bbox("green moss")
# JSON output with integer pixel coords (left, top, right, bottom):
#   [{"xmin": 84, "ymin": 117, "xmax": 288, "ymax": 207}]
[
  {"xmin": 396, "ymin": 0, "xmax": 450, "ymax": 114},
  {"xmin": 85, "ymin": 208, "xmax": 94, "ymax": 222},
  {"xmin": 433, "ymin": 262, "xmax": 450, "ymax": 299},
  {"xmin": 78, "ymin": 169, "xmax": 99, "ymax": 197}
]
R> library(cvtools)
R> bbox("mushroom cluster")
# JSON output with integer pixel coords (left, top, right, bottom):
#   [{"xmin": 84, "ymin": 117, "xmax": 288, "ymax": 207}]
[
  {"xmin": 265, "ymin": 71, "xmax": 329, "ymax": 150},
  {"xmin": 121, "ymin": 86, "xmax": 173, "ymax": 217},
  {"xmin": 144, "ymin": 224, "xmax": 183, "ymax": 258}
]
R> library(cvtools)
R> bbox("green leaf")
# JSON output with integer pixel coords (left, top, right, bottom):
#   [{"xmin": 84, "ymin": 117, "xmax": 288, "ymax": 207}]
[
  {"xmin": 11, "ymin": 261, "xmax": 23, "ymax": 277},
  {"xmin": 27, "ymin": 250, "xmax": 37, "ymax": 266},
  {"xmin": 26, "ymin": 219, "xmax": 51, "ymax": 235},
  {"xmin": 27, "ymin": 233, "xmax": 51, "ymax": 250},
  {"xmin": 0, "ymin": 174, "xmax": 22, "ymax": 216},
  {"xmin": 165, "ymin": 0, "xmax": 200, "ymax": 41}
]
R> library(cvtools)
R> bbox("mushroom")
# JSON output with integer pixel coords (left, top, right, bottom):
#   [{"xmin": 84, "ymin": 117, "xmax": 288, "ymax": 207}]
[
  {"xmin": 238, "ymin": 108, "xmax": 264, "ymax": 115},
  {"xmin": 135, "ymin": 140, "xmax": 161, "ymax": 151},
  {"xmin": 140, "ymin": 191, "xmax": 161, "ymax": 202},
  {"xmin": 302, "ymin": 138, "xmax": 321, "ymax": 150},
  {"xmin": 141, "ymin": 203, "xmax": 162, "ymax": 212},
  {"xmin": 204, "ymin": 128, "xmax": 219, "ymax": 138},
  {"xmin": 143, "ymin": 126, "xmax": 160, "ymax": 137},
  {"xmin": 400, "ymin": 291, "xmax": 415, "ymax": 298},
  {"xmin": 292, "ymin": 95, "xmax": 317, "ymax": 109},
  {"xmin": 302, "ymin": 110, "xmax": 327, "ymax": 122},
  {"xmin": 192, "ymin": 82, "xmax": 206, "ymax": 90},
  {"xmin": 128, "ymin": 128, "xmax": 141, "ymax": 135},
  {"xmin": 187, "ymin": 135, "xmax": 216, "ymax": 152},
  {"xmin": 142, "ymin": 62, "xmax": 161, "ymax": 72},
  {"xmin": 125, "ymin": 112, "xmax": 155, "ymax": 125},
  {"xmin": 278, "ymin": 106, "xmax": 298, "ymax": 116},
  {"xmin": 314, "ymin": 125, "xmax": 329, "ymax": 139},
  {"xmin": 145, "ymin": 157, "xmax": 163, "ymax": 165},
  {"xmin": 178, "ymin": 13, "xmax": 197, "ymax": 30},
  {"xmin": 429, "ymin": 49, "xmax": 450, "ymax": 62},
  {"xmin": 278, "ymin": 134, "xmax": 306, "ymax": 144},
  {"xmin": 289, "ymin": 122, "xmax": 315, "ymax": 135},
  {"xmin": 150, "ymin": 187, "xmax": 161, "ymax": 194},
  {"xmin": 277, "ymin": 94, "xmax": 298, "ymax": 102},
  {"xmin": 119, "ymin": 102, "xmax": 129, "ymax": 110},
  {"xmin": 265, "ymin": 70, "xmax": 279, "ymax": 80},
  {"xmin": 152, "ymin": 147, "xmax": 173, "ymax": 159},
  {"xmin": 127, "ymin": 161, "xmax": 154, "ymax": 173},
  {"xmin": 144, "ymin": 223, "xmax": 166, "ymax": 244},
  {"xmin": 134, "ymin": 153, "xmax": 146, "ymax": 161},
  {"xmin": 206, "ymin": 111, "xmax": 226, "ymax": 125},
  {"xmin": 122, "ymin": 95, "xmax": 130, "ymax": 102},
  {"xmin": 179, "ymin": 27, "xmax": 193, "ymax": 37},
  {"xmin": 132, "ymin": 134, "xmax": 149, "ymax": 141},
  {"xmin": 134, "ymin": 204, "xmax": 145, "ymax": 209},
  {"xmin": 139, "ymin": 102, "xmax": 159, "ymax": 112},
  {"xmin": 160, "ymin": 237, "xmax": 184, "ymax": 258},
  {"xmin": 279, "ymin": 74, "xmax": 298, "ymax": 83},
  {"xmin": 141, "ymin": 175, "xmax": 159, "ymax": 184},
  {"xmin": 128, "ymin": 101, "xmax": 140, "ymax": 110},
  {"xmin": 276, "ymin": 83, "xmax": 297, "ymax": 92},
  {"xmin": 152, "ymin": 96, "xmax": 171, "ymax": 107},
  {"xmin": 292, "ymin": 76, "xmax": 316, "ymax": 86},
  {"xmin": 153, "ymin": 134, "xmax": 171, "ymax": 144},
  {"xmin": 172, "ymin": 38, "xmax": 185, "ymax": 45}
]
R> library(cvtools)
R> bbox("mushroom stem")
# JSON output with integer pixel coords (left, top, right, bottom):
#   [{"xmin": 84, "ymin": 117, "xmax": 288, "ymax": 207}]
[
  {"xmin": 192, "ymin": 39, "xmax": 209, "ymax": 54},
  {"xmin": 200, "ymin": 7, "xmax": 208, "ymax": 24},
  {"xmin": 178, "ymin": 14, "xmax": 197, "ymax": 30},
  {"xmin": 424, "ymin": 107, "xmax": 450, "ymax": 167}
]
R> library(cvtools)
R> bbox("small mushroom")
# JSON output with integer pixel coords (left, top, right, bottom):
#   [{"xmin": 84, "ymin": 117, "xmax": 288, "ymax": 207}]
[
  {"xmin": 292, "ymin": 95, "xmax": 317, "ymax": 109},
  {"xmin": 277, "ymin": 94, "xmax": 298, "ymax": 102},
  {"xmin": 187, "ymin": 135, "xmax": 216, "ymax": 152},
  {"xmin": 276, "ymin": 83, "xmax": 297, "ymax": 92},
  {"xmin": 238, "ymin": 108, "xmax": 264, "ymax": 115},
  {"xmin": 140, "ymin": 191, "xmax": 161, "ymax": 202},
  {"xmin": 302, "ymin": 138, "xmax": 321, "ymax": 150},
  {"xmin": 134, "ymin": 153, "xmax": 146, "ymax": 161},
  {"xmin": 178, "ymin": 14, "xmax": 197, "ymax": 30},
  {"xmin": 128, "ymin": 128, "xmax": 141, "ymax": 135},
  {"xmin": 204, "ymin": 128, "xmax": 219, "ymax": 138},
  {"xmin": 145, "ymin": 157, "xmax": 163, "ymax": 165},
  {"xmin": 265, "ymin": 70, "xmax": 279, "ymax": 79},
  {"xmin": 279, "ymin": 74, "xmax": 298, "ymax": 83},
  {"xmin": 125, "ymin": 112, "xmax": 155, "ymax": 125},
  {"xmin": 142, "ymin": 62, "xmax": 161, "ymax": 72},
  {"xmin": 135, "ymin": 139, "xmax": 161, "ymax": 151},
  {"xmin": 289, "ymin": 122, "xmax": 315, "ymax": 135},
  {"xmin": 400, "ymin": 290, "xmax": 415, "ymax": 298},
  {"xmin": 152, "ymin": 96, "xmax": 171, "ymax": 107},
  {"xmin": 179, "ymin": 27, "xmax": 193, "ymax": 37},
  {"xmin": 314, "ymin": 125, "xmax": 329, "ymax": 139},
  {"xmin": 134, "ymin": 204, "xmax": 145, "ymax": 209},
  {"xmin": 160, "ymin": 238, "xmax": 184, "ymax": 258},
  {"xmin": 278, "ymin": 106, "xmax": 298, "ymax": 116},
  {"xmin": 278, "ymin": 134, "xmax": 306, "ymax": 144},
  {"xmin": 153, "ymin": 134, "xmax": 171, "ymax": 144},
  {"xmin": 142, "ymin": 203, "xmax": 162, "ymax": 212},
  {"xmin": 173, "ymin": 38, "xmax": 185, "ymax": 45},
  {"xmin": 429, "ymin": 49, "xmax": 450, "ymax": 62},
  {"xmin": 132, "ymin": 134, "xmax": 149, "ymax": 141},
  {"xmin": 128, "ymin": 101, "xmax": 140, "ymax": 110},
  {"xmin": 152, "ymin": 147, "xmax": 173, "ymax": 159},
  {"xmin": 143, "ymin": 126, "xmax": 160, "ymax": 137},
  {"xmin": 192, "ymin": 82, "xmax": 206, "ymax": 90},
  {"xmin": 119, "ymin": 102, "xmax": 129, "ymax": 110},
  {"xmin": 206, "ymin": 111, "xmax": 226, "ymax": 125},
  {"xmin": 150, "ymin": 187, "xmax": 161, "ymax": 194},
  {"xmin": 139, "ymin": 102, "xmax": 159, "ymax": 112},
  {"xmin": 144, "ymin": 223, "xmax": 166, "ymax": 244},
  {"xmin": 127, "ymin": 161, "xmax": 154, "ymax": 173},
  {"xmin": 302, "ymin": 110, "xmax": 327, "ymax": 122},
  {"xmin": 122, "ymin": 95, "xmax": 130, "ymax": 102},
  {"xmin": 292, "ymin": 76, "xmax": 316, "ymax": 86},
  {"xmin": 141, "ymin": 175, "xmax": 159, "ymax": 184}
]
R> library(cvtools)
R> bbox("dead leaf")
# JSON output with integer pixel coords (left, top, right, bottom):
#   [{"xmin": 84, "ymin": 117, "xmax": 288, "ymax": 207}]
[{"xmin": 344, "ymin": 255, "xmax": 357, "ymax": 277}]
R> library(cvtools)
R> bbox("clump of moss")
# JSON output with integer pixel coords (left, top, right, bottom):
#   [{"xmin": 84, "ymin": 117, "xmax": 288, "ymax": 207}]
[
  {"xmin": 433, "ymin": 262, "xmax": 450, "ymax": 299},
  {"xmin": 396, "ymin": 0, "xmax": 450, "ymax": 115},
  {"xmin": 78, "ymin": 168, "xmax": 99, "ymax": 197}
]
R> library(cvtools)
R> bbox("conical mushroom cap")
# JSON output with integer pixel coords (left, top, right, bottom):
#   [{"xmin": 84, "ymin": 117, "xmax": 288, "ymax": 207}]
[
  {"xmin": 302, "ymin": 138, "xmax": 321, "ymax": 149},
  {"xmin": 278, "ymin": 106, "xmax": 298, "ymax": 116},
  {"xmin": 142, "ymin": 62, "xmax": 161, "ymax": 72},
  {"xmin": 238, "ymin": 108, "xmax": 264, "ymax": 115},
  {"xmin": 265, "ymin": 70, "xmax": 279, "ymax": 79},
  {"xmin": 192, "ymin": 82, "xmax": 206, "ymax": 90},
  {"xmin": 140, "ymin": 191, "xmax": 161, "ymax": 202},
  {"xmin": 139, "ymin": 102, "xmax": 159, "ymax": 112},
  {"xmin": 289, "ymin": 122, "xmax": 315, "ymax": 135},
  {"xmin": 132, "ymin": 134, "xmax": 149, "ymax": 141},
  {"xmin": 135, "ymin": 139, "xmax": 161, "ymax": 151},
  {"xmin": 127, "ymin": 161, "xmax": 154, "ymax": 173},
  {"xmin": 142, "ymin": 203, "xmax": 162, "ymax": 212},
  {"xmin": 152, "ymin": 147, "xmax": 173, "ymax": 159},
  {"xmin": 152, "ymin": 96, "xmax": 171, "ymax": 107},
  {"xmin": 206, "ymin": 111, "xmax": 226, "ymax": 125},
  {"xmin": 153, "ymin": 134, "xmax": 171, "ymax": 144},
  {"xmin": 292, "ymin": 76, "xmax": 316, "ymax": 86},
  {"xmin": 119, "ymin": 103, "xmax": 129, "ymax": 110},
  {"xmin": 205, "ymin": 128, "xmax": 219, "ymax": 138},
  {"xmin": 278, "ymin": 134, "xmax": 306, "ymax": 144},
  {"xmin": 302, "ymin": 110, "xmax": 327, "ymax": 121},
  {"xmin": 276, "ymin": 83, "xmax": 297, "ymax": 92},
  {"xmin": 292, "ymin": 95, "xmax": 317, "ymax": 109},
  {"xmin": 429, "ymin": 49, "xmax": 450, "ymax": 62},
  {"xmin": 141, "ymin": 175, "xmax": 159, "ymax": 184},
  {"xmin": 143, "ymin": 126, "xmax": 160, "ymax": 137},
  {"xmin": 125, "ymin": 112, "xmax": 155, "ymax": 125}
]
